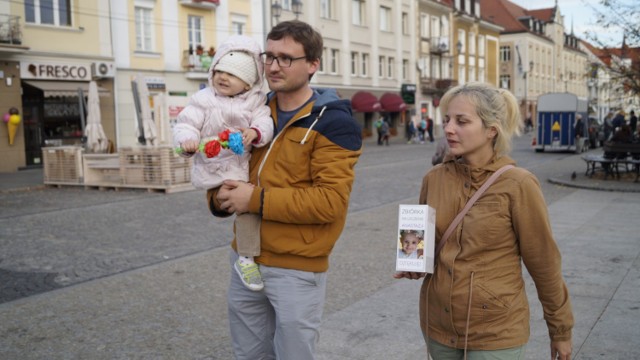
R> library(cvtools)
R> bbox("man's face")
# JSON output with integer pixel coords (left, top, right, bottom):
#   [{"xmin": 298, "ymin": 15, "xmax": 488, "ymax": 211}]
[{"xmin": 264, "ymin": 36, "xmax": 318, "ymax": 93}]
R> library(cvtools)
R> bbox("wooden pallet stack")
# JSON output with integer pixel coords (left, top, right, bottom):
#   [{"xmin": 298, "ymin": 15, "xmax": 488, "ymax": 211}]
[
  {"xmin": 43, "ymin": 145, "xmax": 193, "ymax": 193},
  {"xmin": 42, "ymin": 146, "xmax": 84, "ymax": 185}
]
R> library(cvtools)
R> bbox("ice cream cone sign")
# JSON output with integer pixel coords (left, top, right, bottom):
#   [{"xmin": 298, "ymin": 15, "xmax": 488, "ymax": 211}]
[{"xmin": 6, "ymin": 107, "xmax": 21, "ymax": 145}]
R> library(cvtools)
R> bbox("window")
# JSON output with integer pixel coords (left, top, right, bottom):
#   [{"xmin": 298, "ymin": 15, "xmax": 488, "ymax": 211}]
[
  {"xmin": 431, "ymin": 16, "xmax": 440, "ymax": 38},
  {"xmin": 419, "ymin": 56, "xmax": 430, "ymax": 79},
  {"xmin": 420, "ymin": 13, "xmax": 429, "ymax": 38},
  {"xmin": 282, "ymin": 0, "xmax": 291, "ymax": 11},
  {"xmin": 379, "ymin": 56, "xmax": 385, "ymax": 78},
  {"xmin": 402, "ymin": 12, "xmax": 409, "ymax": 35},
  {"xmin": 231, "ymin": 14, "xmax": 247, "ymax": 35},
  {"xmin": 361, "ymin": 53, "xmax": 369, "ymax": 77},
  {"xmin": 352, "ymin": 0, "xmax": 365, "ymax": 26},
  {"xmin": 25, "ymin": 0, "xmax": 72, "ymax": 26},
  {"xmin": 188, "ymin": 16, "xmax": 203, "ymax": 51},
  {"xmin": 430, "ymin": 57, "xmax": 439, "ymax": 79},
  {"xmin": 388, "ymin": 57, "xmax": 394, "ymax": 78},
  {"xmin": 402, "ymin": 59, "xmax": 409, "ymax": 80},
  {"xmin": 500, "ymin": 75, "xmax": 511, "ymax": 89},
  {"xmin": 319, "ymin": 47, "xmax": 327, "ymax": 73},
  {"xmin": 469, "ymin": 66, "xmax": 475, "ymax": 82},
  {"xmin": 458, "ymin": 65, "xmax": 465, "ymax": 84},
  {"xmin": 380, "ymin": 6, "xmax": 391, "ymax": 31},
  {"xmin": 320, "ymin": 0, "xmax": 332, "ymax": 19},
  {"xmin": 478, "ymin": 35, "xmax": 485, "ymax": 57},
  {"xmin": 135, "ymin": 6, "xmax": 154, "ymax": 52},
  {"xmin": 458, "ymin": 29, "xmax": 466, "ymax": 53},
  {"xmin": 500, "ymin": 46, "xmax": 511, "ymax": 62},
  {"xmin": 330, "ymin": 49, "xmax": 339, "ymax": 74},
  {"xmin": 468, "ymin": 32, "xmax": 476, "ymax": 55},
  {"xmin": 351, "ymin": 52, "xmax": 358, "ymax": 76},
  {"xmin": 478, "ymin": 66, "xmax": 485, "ymax": 82}
]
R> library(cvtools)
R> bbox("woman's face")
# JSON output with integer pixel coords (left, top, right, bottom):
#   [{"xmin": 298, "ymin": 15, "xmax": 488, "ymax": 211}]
[
  {"xmin": 444, "ymin": 95, "xmax": 496, "ymax": 165},
  {"xmin": 401, "ymin": 233, "xmax": 421, "ymax": 254}
]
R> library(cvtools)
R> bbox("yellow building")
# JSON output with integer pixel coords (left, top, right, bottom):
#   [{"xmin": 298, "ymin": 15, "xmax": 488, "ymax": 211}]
[{"xmin": 0, "ymin": 0, "xmax": 115, "ymax": 172}]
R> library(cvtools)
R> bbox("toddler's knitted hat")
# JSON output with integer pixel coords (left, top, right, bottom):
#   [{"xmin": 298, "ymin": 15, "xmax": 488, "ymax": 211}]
[{"xmin": 214, "ymin": 51, "xmax": 258, "ymax": 86}]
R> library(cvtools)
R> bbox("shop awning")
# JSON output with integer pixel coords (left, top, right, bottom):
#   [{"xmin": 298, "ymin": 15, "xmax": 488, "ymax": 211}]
[
  {"xmin": 351, "ymin": 91, "xmax": 382, "ymax": 112},
  {"xmin": 23, "ymin": 80, "xmax": 110, "ymax": 98},
  {"xmin": 380, "ymin": 92, "xmax": 407, "ymax": 112}
]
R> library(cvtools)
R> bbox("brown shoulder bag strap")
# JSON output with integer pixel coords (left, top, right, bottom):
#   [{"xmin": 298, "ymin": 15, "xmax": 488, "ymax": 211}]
[{"xmin": 434, "ymin": 165, "xmax": 515, "ymax": 258}]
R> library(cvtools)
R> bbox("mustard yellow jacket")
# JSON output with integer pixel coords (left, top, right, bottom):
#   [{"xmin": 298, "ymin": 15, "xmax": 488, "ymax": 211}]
[
  {"xmin": 208, "ymin": 89, "xmax": 362, "ymax": 272},
  {"xmin": 419, "ymin": 155, "xmax": 573, "ymax": 350}
]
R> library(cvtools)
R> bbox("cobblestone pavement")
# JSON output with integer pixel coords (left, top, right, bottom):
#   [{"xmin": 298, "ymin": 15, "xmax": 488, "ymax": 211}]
[{"xmin": 0, "ymin": 134, "xmax": 638, "ymax": 359}]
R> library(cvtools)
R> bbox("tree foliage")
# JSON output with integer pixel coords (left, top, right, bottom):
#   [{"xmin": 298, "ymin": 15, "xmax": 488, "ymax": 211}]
[{"xmin": 584, "ymin": 0, "xmax": 639, "ymax": 96}]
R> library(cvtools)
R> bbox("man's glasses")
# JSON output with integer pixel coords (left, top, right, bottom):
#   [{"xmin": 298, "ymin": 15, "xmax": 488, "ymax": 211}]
[{"xmin": 260, "ymin": 53, "xmax": 307, "ymax": 68}]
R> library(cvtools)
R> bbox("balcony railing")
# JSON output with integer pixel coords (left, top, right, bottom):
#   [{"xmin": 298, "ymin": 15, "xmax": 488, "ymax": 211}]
[
  {"xmin": 431, "ymin": 37, "xmax": 449, "ymax": 53},
  {"xmin": 179, "ymin": 0, "xmax": 220, "ymax": 10},
  {"xmin": 0, "ymin": 14, "xmax": 22, "ymax": 45}
]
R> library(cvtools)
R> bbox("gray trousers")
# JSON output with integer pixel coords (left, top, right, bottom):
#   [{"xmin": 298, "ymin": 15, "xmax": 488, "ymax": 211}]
[
  {"xmin": 227, "ymin": 250, "xmax": 327, "ymax": 360},
  {"xmin": 235, "ymin": 213, "xmax": 261, "ymax": 258}
]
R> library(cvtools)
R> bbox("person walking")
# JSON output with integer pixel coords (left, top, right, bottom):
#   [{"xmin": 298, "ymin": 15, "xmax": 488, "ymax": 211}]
[
  {"xmin": 629, "ymin": 110, "xmax": 637, "ymax": 133},
  {"xmin": 394, "ymin": 82, "xmax": 574, "ymax": 360},
  {"xmin": 210, "ymin": 20, "xmax": 363, "ymax": 360},
  {"xmin": 574, "ymin": 114, "xmax": 585, "ymax": 153},
  {"xmin": 426, "ymin": 116, "xmax": 435, "ymax": 142}
]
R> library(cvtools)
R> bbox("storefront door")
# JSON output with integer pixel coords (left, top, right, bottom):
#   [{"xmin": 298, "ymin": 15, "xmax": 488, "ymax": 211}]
[{"xmin": 22, "ymin": 97, "xmax": 44, "ymax": 166}]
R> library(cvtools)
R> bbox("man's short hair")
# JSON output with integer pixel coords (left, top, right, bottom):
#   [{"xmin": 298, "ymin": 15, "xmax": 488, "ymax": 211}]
[{"xmin": 267, "ymin": 20, "xmax": 323, "ymax": 61}]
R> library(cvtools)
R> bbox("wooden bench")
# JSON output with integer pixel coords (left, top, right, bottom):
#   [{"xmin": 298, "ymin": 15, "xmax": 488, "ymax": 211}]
[{"xmin": 600, "ymin": 142, "xmax": 640, "ymax": 182}]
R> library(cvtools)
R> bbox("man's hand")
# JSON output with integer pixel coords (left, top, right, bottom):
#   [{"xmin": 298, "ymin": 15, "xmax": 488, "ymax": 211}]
[
  {"xmin": 550, "ymin": 340, "xmax": 572, "ymax": 360},
  {"xmin": 217, "ymin": 180, "xmax": 255, "ymax": 214},
  {"xmin": 393, "ymin": 272, "xmax": 426, "ymax": 280}
]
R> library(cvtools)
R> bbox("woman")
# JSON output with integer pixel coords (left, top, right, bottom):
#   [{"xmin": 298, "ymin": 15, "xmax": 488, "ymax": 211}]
[{"xmin": 394, "ymin": 82, "xmax": 574, "ymax": 360}]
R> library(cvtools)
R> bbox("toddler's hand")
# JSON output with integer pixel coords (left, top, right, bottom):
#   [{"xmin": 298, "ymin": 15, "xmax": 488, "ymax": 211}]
[
  {"xmin": 181, "ymin": 139, "xmax": 200, "ymax": 153},
  {"xmin": 241, "ymin": 128, "xmax": 259, "ymax": 146}
]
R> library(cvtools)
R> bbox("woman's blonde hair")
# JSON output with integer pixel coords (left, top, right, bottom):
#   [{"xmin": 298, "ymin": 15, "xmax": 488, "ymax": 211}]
[{"xmin": 440, "ymin": 82, "xmax": 521, "ymax": 157}]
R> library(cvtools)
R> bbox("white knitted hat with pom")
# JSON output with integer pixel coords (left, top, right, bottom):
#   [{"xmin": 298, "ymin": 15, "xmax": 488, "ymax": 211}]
[{"xmin": 214, "ymin": 51, "xmax": 258, "ymax": 86}]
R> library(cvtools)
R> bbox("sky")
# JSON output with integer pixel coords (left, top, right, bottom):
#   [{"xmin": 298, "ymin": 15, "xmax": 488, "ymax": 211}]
[{"xmin": 509, "ymin": 0, "xmax": 627, "ymax": 47}]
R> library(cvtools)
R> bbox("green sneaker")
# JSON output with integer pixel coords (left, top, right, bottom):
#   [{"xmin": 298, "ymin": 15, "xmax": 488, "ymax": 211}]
[{"xmin": 234, "ymin": 259, "xmax": 264, "ymax": 291}]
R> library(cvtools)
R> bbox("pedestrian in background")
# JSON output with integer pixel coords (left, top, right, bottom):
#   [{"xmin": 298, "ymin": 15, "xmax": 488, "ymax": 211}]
[
  {"xmin": 629, "ymin": 110, "xmax": 637, "ymax": 133},
  {"xmin": 574, "ymin": 114, "xmax": 585, "ymax": 153},
  {"xmin": 211, "ymin": 20, "xmax": 362, "ymax": 360},
  {"xmin": 395, "ymin": 82, "xmax": 574, "ymax": 360},
  {"xmin": 426, "ymin": 116, "xmax": 435, "ymax": 142}
]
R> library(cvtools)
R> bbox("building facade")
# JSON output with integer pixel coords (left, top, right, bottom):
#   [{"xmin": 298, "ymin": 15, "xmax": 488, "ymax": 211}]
[{"xmin": 0, "ymin": 0, "xmax": 116, "ymax": 172}]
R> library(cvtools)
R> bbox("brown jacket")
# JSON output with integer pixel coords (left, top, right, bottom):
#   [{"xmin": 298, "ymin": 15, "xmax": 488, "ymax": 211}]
[
  {"xmin": 419, "ymin": 155, "xmax": 573, "ymax": 350},
  {"xmin": 208, "ymin": 89, "xmax": 362, "ymax": 272}
]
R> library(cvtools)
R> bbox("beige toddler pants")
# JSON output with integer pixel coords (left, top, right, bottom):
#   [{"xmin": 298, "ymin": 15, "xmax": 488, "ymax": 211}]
[{"xmin": 235, "ymin": 213, "xmax": 261, "ymax": 258}]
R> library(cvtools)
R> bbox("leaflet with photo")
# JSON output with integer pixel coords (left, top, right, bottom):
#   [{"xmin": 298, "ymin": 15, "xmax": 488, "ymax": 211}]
[{"xmin": 396, "ymin": 204, "xmax": 436, "ymax": 273}]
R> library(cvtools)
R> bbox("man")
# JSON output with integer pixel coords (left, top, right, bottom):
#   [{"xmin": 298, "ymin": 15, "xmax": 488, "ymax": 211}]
[
  {"xmin": 630, "ymin": 110, "xmax": 637, "ymax": 133},
  {"xmin": 574, "ymin": 114, "xmax": 585, "ymax": 153},
  {"xmin": 209, "ymin": 20, "xmax": 362, "ymax": 359}
]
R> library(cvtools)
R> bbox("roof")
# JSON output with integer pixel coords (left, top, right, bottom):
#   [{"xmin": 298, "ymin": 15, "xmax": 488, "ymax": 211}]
[{"xmin": 480, "ymin": 0, "xmax": 554, "ymax": 35}]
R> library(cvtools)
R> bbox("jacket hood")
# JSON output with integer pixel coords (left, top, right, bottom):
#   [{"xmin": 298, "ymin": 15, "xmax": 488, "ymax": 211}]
[
  {"xmin": 208, "ymin": 35, "xmax": 264, "ymax": 90},
  {"xmin": 265, "ymin": 87, "xmax": 353, "ymax": 116}
]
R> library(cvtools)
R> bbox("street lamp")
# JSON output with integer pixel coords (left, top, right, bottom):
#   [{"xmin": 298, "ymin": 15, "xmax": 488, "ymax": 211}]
[
  {"xmin": 449, "ymin": 40, "xmax": 463, "ymax": 78},
  {"xmin": 523, "ymin": 60, "xmax": 534, "ymax": 120},
  {"xmin": 271, "ymin": 1, "xmax": 282, "ymax": 25},
  {"xmin": 292, "ymin": 0, "xmax": 303, "ymax": 19}
]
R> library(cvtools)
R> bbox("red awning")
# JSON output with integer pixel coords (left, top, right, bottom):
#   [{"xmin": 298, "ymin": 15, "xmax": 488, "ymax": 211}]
[
  {"xmin": 351, "ymin": 91, "xmax": 382, "ymax": 112},
  {"xmin": 380, "ymin": 93, "xmax": 407, "ymax": 112}
]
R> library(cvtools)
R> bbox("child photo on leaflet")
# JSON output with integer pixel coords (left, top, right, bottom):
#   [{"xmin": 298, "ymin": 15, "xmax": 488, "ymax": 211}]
[
  {"xmin": 397, "ymin": 229, "xmax": 425, "ymax": 259},
  {"xmin": 172, "ymin": 35, "xmax": 274, "ymax": 292}
]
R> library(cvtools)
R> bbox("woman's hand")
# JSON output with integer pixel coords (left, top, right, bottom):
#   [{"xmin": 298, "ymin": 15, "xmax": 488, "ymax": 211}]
[
  {"xmin": 393, "ymin": 272, "xmax": 426, "ymax": 280},
  {"xmin": 550, "ymin": 340, "xmax": 572, "ymax": 360}
]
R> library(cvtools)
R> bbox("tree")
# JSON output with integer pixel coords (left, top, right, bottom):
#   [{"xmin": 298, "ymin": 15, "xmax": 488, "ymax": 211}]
[{"xmin": 583, "ymin": 0, "xmax": 639, "ymax": 97}]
